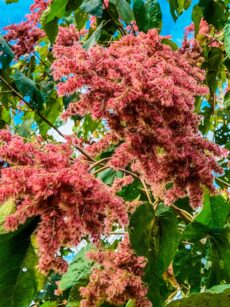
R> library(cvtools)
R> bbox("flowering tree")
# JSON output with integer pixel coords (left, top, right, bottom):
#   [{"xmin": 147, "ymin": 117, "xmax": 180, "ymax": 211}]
[{"xmin": 0, "ymin": 0, "xmax": 229, "ymax": 306}]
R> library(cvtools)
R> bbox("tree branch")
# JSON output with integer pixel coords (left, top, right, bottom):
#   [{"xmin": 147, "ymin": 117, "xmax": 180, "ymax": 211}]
[{"xmin": 0, "ymin": 75, "xmax": 95, "ymax": 162}]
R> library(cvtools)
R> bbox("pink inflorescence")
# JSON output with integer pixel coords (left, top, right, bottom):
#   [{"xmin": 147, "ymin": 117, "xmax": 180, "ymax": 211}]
[
  {"xmin": 80, "ymin": 235, "xmax": 152, "ymax": 307},
  {"xmin": 4, "ymin": 0, "xmax": 50, "ymax": 58},
  {"xmin": 52, "ymin": 27, "xmax": 227, "ymax": 208},
  {"xmin": 0, "ymin": 130, "xmax": 127, "ymax": 274}
]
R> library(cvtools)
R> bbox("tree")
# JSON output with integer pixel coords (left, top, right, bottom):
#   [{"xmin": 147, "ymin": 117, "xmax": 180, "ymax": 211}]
[{"xmin": 0, "ymin": 0, "xmax": 229, "ymax": 306}]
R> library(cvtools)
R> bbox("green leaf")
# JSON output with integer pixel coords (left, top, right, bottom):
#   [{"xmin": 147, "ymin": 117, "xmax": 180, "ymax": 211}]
[
  {"xmin": 224, "ymin": 19, "xmax": 230, "ymax": 57},
  {"xmin": 156, "ymin": 204, "xmax": 180, "ymax": 274},
  {"xmin": 0, "ymin": 221, "xmax": 41, "ymax": 307},
  {"xmin": 43, "ymin": 0, "xmax": 68, "ymax": 23},
  {"xmin": 110, "ymin": 0, "xmax": 134, "ymax": 24},
  {"xmin": 133, "ymin": 0, "xmax": 162, "ymax": 32},
  {"xmin": 167, "ymin": 287, "xmax": 230, "ymax": 306},
  {"xmin": 83, "ymin": 22, "xmax": 104, "ymax": 50},
  {"xmin": 224, "ymin": 91, "xmax": 230, "ymax": 110},
  {"xmin": 66, "ymin": 284, "xmax": 81, "ymax": 306},
  {"xmin": 207, "ymin": 284, "xmax": 230, "ymax": 293},
  {"xmin": 80, "ymin": 0, "xmax": 103, "ymax": 18},
  {"xmin": 198, "ymin": 0, "xmax": 227, "ymax": 30},
  {"xmin": 196, "ymin": 194, "xmax": 229, "ymax": 229},
  {"xmin": 129, "ymin": 203, "xmax": 155, "ymax": 257},
  {"xmin": 133, "ymin": 0, "xmax": 146, "ymax": 32},
  {"xmin": 5, "ymin": 0, "xmax": 18, "ymax": 3},
  {"xmin": 208, "ymin": 226, "xmax": 230, "ymax": 286},
  {"xmin": 0, "ymin": 198, "xmax": 16, "ymax": 234},
  {"xmin": 192, "ymin": 4, "xmax": 203, "ymax": 36},
  {"xmin": 74, "ymin": 8, "xmax": 89, "ymax": 30},
  {"xmin": 13, "ymin": 70, "xmax": 44, "ymax": 110},
  {"xmin": 173, "ymin": 242, "xmax": 206, "ymax": 293},
  {"xmin": 41, "ymin": 0, "xmax": 83, "ymax": 30},
  {"xmin": 0, "ymin": 36, "xmax": 14, "ymax": 69},
  {"xmin": 129, "ymin": 203, "xmax": 179, "ymax": 305},
  {"xmin": 60, "ymin": 245, "xmax": 94, "ymax": 291},
  {"xmin": 167, "ymin": 0, "xmax": 192, "ymax": 22},
  {"xmin": 126, "ymin": 299, "xmax": 136, "ymax": 307},
  {"xmin": 145, "ymin": 0, "xmax": 162, "ymax": 31},
  {"xmin": 161, "ymin": 38, "xmax": 178, "ymax": 50},
  {"xmin": 204, "ymin": 47, "xmax": 222, "ymax": 95},
  {"xmin": 129, "ymin": 203, "xmax": 161, "ymax": 305},
  {"xmin": 43, "ymin": 18, "xmax": 58, "ymax": 44},
  {"xmin": 40, "ymin": 302, "xmax": 58, "ymax": 307},
  {"xmin": 183, "ymin": 195, "xmax": 230, "ymax": 241}
]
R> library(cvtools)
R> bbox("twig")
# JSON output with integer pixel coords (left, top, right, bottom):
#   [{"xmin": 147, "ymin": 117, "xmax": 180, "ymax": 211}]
[
  {"xmin": 0, "ymin": 75, "xmax": 95, "ymax": 162},
  {"xmin": 170, "ymin": 204, "xmax": 193, "ymax": 223},
  {"xmin": 89, "ymin": 157, "xmax": 110, "ymax": 171},
  {"xmin": 93, "ymin": 165, "xmax": 109, "ymax": 175},
  {"xmin": 0, "ymin": 90, "xmax": 13, "ymax": 94},
  {"xmin": 215, "ymin": 176, "xmax": 230, "ymax": 187},
  {"xmin": 140, "ymin": 178, "xmax": 153, "ymax": 205}
]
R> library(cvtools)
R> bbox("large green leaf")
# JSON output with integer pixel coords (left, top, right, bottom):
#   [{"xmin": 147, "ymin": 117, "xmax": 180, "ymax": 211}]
[
  {"xmin": 0, "ymin": 36, "xmax": 14, "ymax": 69},
  {"xmin": 13, "ymin": 70, "xmax": 44, "ymax": 110},
  {"xmin": 156, "ymin": 204, "xmax": 180, "ymax": 275},
  {"xmin": 129, "ymin": 203, "xmax": 161, "ymax": 305},
  {"xmin": 60, "ymin": 245, "xmax": 94, "ymax": 291},
  {"xmin": 203, "ymin": 47, "xmax": 222, "ymax": 95},
  {"xmin": 0, "ymin": 221, "xmax": 42, "ymax": 307},
  {"xmin": 129, "ymin": 203, "xmax": 179, "ymax": 306},
  {"xmin": 192, "ymin": 4, "xmax": 203, "ymax": 36},
  {"xmin": 43, "ymin": 18, "xmax": 59, "ymax": 44},
  {"xmin": 133, "ymin": 0, "xmax": 146, "ymax": 32},
  {"xmin": 145, "ymin": 0, "xmax": 162, "ymax": 30},
  {"xmin": 43, "ymin": 0, "xmax": 68, "ymax": 23},
  {"xmin": 168, "ymin": 0, "xmax": 192, "ymax": 21},
  {"xmin": 74, "ymin": 8, "xmax": 89, "ymax": 30},
  {"xmin": 110, "ymin": 0, "xmax": 134, "ymax": 24},
  {"xmin": 41, "ymin": 0, "xmax": 83, "ymax": 34},
  {"xmin": 133, "ymin": 0, "xmax": 162, "ymax": 32},
  {"xmin": 198, "ymin": 0, "xmax": 228, "ymax": 30},
  {"xmin": 183, "ymin": 195, "xmax": 230, "ymax": 241},
  {"xmin": 80, "ymin": 0, "xmax": 103, "ymax": 18}
]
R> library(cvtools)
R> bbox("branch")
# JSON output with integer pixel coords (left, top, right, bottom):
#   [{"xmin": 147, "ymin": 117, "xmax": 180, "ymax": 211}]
[
  {"xmin": 170, "ymin": 204, "xmax": 193, "ymax": 223},
  {"xmin": 0, "ymin": 75, "xmax": 95, "ymax": 162},
  {"xmin": 89, "ymin": 157, "xmax": 110, "ymax": 170},
  {"xmin": 215, "ymin": 176, "xmax": 230, "ymax": 187}
]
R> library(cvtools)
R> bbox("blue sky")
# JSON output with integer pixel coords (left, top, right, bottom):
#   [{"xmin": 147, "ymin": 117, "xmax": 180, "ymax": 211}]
[{"xmin": 0, "ymin": 0, "xmax": 198, "ymax": 43}]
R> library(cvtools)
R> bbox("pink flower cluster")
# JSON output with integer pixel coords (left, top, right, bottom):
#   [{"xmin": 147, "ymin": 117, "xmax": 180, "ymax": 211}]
[
  {"xmin": 0, "ymin": 130, "xmax": 127, "ymax": 273},
  {"xmin": 52, "ymin": 27, "xmax": 227, "ymax": 208},
  {"xmin": 183, "ymin": 18, "xmax": 222, "ymax": 50},
  {"xmin": 4, "ymin": 0, "xmax": 50, "ymax": 58},
  {"xmin": 80, "ymin": 235, "xmax": 151, "ymax": 307}
]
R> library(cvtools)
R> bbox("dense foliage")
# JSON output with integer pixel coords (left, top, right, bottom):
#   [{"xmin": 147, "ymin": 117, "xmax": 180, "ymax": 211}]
[{"xmin": 0, "ymin": 0, "xmax": 229, "ymax": 306}]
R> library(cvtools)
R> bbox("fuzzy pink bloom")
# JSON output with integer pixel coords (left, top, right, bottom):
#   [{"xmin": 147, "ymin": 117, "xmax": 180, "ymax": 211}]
[
  {"xmin": 112, "ymin": 175, "xmax": 134, "ymax": 192},
  {"xmin": 4, "ymin": 0, "xmax": 50, "ymax": 58},
  {"xmin": 80, "ymin": 235, "xmax": 151, "ymax": 306},
  {"xmin": 52, "ymin": 29, "xmax": 227, "ymax": 208},
  {"xmin": 0, "ymin": 130, "xmax": 127, "ymax": 274}
]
